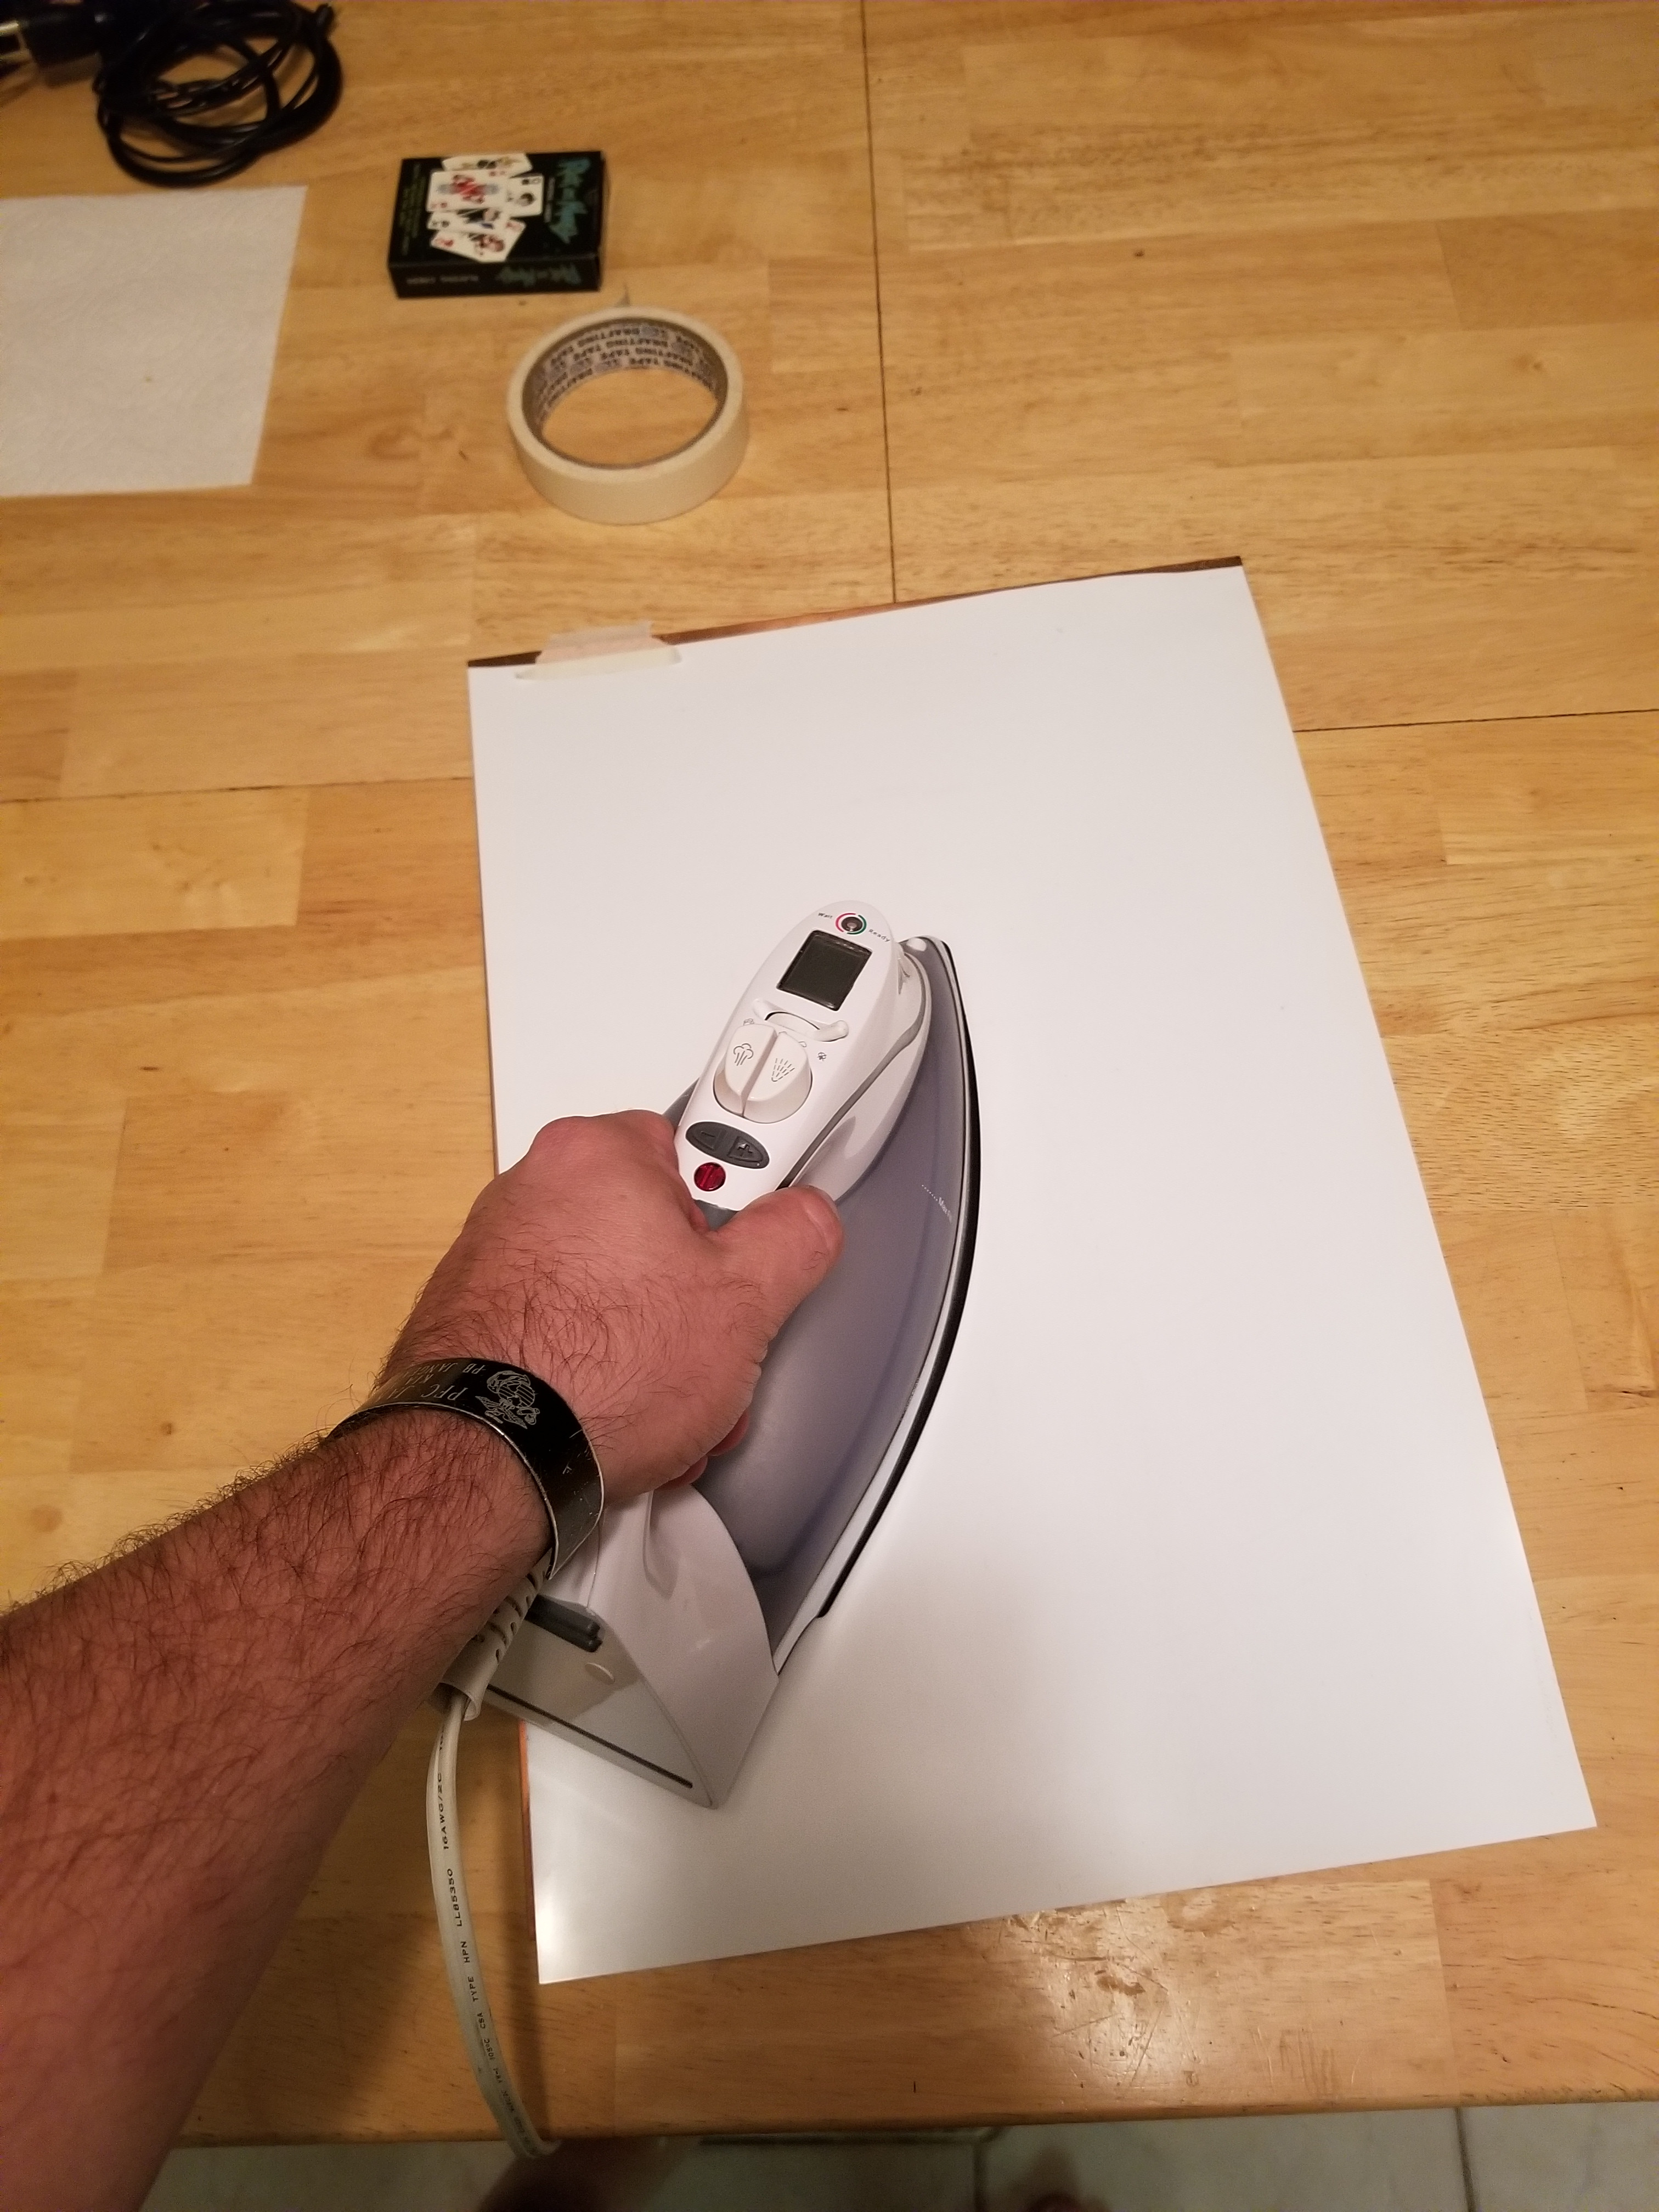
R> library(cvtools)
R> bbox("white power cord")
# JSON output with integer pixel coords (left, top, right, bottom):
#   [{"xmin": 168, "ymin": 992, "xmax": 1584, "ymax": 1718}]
[{"xmin": 425, "ymin": 1554, "xmax": 558, "ymax": 2159}]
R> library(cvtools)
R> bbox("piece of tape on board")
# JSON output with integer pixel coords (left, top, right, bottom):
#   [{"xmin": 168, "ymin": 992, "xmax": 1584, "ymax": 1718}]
[{"xmin": 517, "ymin": 623, "xmax": 681, "ymax": 680}]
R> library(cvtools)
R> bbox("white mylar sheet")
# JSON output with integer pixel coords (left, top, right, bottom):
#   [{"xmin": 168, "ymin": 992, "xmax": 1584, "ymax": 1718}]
[{"xmin": 467, "ymin": 566, "xmax": 1592, "ymax": 1984}]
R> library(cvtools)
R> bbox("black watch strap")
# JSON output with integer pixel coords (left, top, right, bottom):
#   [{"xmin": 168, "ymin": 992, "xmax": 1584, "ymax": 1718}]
[{"xmin": 331, "ymin": 1359, "xmax": 603, "ymax": 1569}]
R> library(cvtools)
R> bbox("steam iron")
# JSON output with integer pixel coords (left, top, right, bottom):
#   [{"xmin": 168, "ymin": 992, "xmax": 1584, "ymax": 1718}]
[{"xmin": 487, "ymin": 902, "xmax": 978, "ymax": 1804}]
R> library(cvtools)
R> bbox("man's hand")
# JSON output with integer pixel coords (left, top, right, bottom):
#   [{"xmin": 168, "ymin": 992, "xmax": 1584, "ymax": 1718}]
[{"xmin": 389, "ymin": 1111, "xmax": 843, "ymax": 1498}]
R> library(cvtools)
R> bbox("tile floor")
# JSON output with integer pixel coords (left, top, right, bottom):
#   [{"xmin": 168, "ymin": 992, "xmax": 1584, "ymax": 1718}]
[{"xmin": 143, "ymin": 2102, "xmax": 1659, "ymax": 2211}]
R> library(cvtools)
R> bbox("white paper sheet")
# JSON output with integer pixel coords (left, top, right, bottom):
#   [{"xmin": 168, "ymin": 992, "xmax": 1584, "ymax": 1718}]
[
  {"xmin": 0, "ymin": 187, "xmax": 304, "ymax": 496},
  {"xmin": 467, "ymin": 568, "xmax": 1593, "ymax": 1985}
]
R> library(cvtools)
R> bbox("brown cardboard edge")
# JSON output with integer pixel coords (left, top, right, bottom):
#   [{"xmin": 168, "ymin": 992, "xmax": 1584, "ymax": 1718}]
[
  {"xmin": 518, "ymin": 1720, "xmax": 538, "ymax": 1950},
  {"xmin": 467, "ymin": 556, "xmax": 1246, "ymax": 667}
]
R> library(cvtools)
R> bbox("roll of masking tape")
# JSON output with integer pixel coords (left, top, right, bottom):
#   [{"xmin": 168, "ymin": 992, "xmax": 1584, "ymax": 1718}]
[{"xmin": 506, "ymin": 308, "xmax": 748, "ymax": 524}]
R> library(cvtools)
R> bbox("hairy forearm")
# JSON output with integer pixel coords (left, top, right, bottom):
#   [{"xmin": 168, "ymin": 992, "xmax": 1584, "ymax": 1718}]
[
  {"xmin": 0, "ymin": 1413, "xmax": 546, "ymax": 2212},
  {"xmin": 0, "ymin": 1111, "xmax": 840, "ymax": 2206}
]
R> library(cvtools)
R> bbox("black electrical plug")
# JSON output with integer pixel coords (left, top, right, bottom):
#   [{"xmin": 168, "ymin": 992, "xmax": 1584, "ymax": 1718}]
[{"xmin": 3, "ymin": 0, "xmax": 150, "ymax": 69}]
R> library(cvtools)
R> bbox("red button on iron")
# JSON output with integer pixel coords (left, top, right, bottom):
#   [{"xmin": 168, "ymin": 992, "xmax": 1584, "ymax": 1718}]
[{"xmin": 693, "ymin": 1161, "xmax": 726, "ymax": 1193}]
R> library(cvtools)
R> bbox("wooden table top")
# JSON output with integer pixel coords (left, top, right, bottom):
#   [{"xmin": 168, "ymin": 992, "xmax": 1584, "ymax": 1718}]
[{"xmin": 2, "ymin": 0, "xmax": 1655, "ymax": 2145}]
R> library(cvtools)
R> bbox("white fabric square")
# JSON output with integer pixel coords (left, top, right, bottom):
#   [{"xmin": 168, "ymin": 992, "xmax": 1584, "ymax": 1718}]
[{"xmin": 0, "ymin": 185, "xmax": 304, "ymax": 496}]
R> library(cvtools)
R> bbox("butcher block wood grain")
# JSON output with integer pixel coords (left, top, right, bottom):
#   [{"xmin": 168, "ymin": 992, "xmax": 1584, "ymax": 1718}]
[{"xmin": 1, "ymin": 0, "xmax": 1654, "ymax": 2144}]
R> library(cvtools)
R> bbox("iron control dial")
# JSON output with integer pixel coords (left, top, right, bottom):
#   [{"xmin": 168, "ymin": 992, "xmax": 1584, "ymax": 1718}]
[{"xmin": 713, "ymin": 1020, "xmax": 813, "ymax": 1122}]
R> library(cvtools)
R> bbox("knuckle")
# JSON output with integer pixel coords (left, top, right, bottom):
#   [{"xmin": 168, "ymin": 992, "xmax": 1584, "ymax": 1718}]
[{"xmin": 527, "ymin": 1113, "xmax": 585, "ymax": 1159}]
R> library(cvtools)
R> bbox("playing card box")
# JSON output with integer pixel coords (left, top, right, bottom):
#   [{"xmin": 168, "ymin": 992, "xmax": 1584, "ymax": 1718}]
[{"xmin": 387, "ymin": 151, "xmax": 605, "ymax": 297}]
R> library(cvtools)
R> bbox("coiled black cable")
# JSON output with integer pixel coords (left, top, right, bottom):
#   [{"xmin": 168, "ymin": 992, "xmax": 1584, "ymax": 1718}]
[{"xmin": 93, "ymin": 0, "xmax": 341, "ymax": 187}]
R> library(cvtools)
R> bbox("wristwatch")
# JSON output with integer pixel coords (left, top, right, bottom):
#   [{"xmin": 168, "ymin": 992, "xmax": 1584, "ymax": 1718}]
[{"xmin": 331, "ymin": 1358, "xmax": 603, "ymax": 1569}]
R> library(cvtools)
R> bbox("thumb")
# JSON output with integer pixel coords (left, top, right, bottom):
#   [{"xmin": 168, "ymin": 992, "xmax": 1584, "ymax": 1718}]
[{"xmin": 715, "ymin": 1185, "xmax": 843, "ymax": 1333}]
